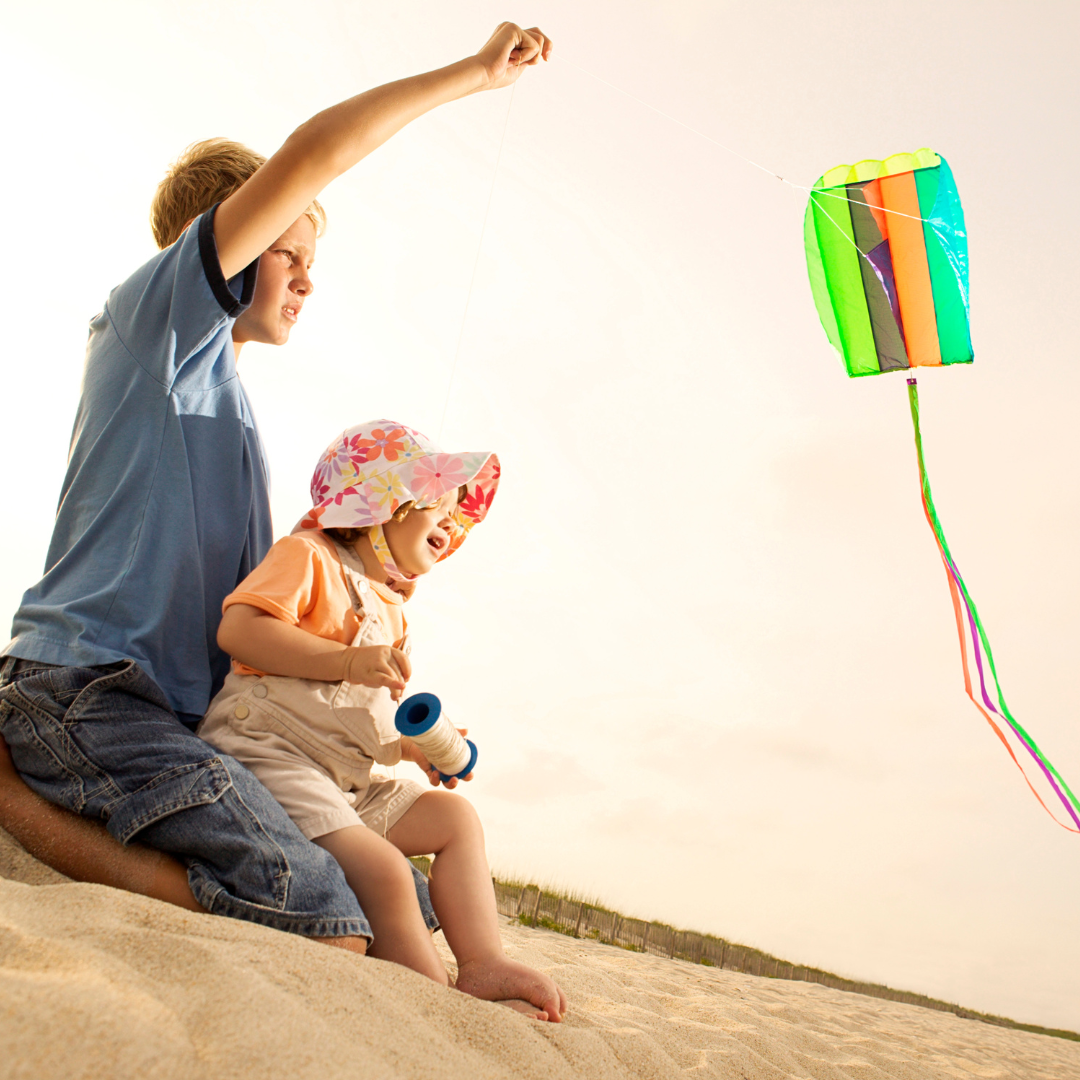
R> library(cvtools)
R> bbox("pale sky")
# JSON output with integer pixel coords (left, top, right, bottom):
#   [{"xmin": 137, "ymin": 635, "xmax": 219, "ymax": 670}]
[{"xmin": 3, "ymin": 0, "xmax": 1079, "ymax": 1031}]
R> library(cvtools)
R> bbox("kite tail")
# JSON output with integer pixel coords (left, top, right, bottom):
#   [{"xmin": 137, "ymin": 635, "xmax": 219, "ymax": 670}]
[{"xmin": 906, "ymin": 378, "xmax": 1080, "ymax": 832}]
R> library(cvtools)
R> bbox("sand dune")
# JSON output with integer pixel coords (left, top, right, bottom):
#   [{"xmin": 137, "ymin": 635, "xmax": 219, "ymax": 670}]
[{"xmin": 2, "ymin": 828, "xmax": 1077, "ymax": 1080}]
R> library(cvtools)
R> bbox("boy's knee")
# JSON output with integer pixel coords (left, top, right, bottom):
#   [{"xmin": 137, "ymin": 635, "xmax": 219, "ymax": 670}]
[{"xmin": 139, "ymin": 762, "xmax": 368, "ymax": 935}]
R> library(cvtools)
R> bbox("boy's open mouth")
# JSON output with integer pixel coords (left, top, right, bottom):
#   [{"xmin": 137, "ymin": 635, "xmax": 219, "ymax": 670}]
[
  {"xmin": 427, "ymin": 534, "xmax": 446, "ymax": 553},
  {"xmin": 283, "ymin": 305, "xmax": 300, "ymax": 322}
]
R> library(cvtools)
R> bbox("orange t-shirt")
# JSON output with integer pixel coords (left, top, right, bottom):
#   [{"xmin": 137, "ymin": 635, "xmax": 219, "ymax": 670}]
[{"xmin": 223, "ymin": 531, "xmax": 405, "ymax": 676}]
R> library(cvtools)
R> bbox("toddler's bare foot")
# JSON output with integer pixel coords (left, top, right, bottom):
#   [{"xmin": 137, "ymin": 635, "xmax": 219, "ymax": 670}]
[
  {"xmin": 498, "ymin": 998, "xmax": 549, "ymax": 1020},
  {"xmin": 455, "ymin": 955, "xmax": 567, "ymax": 1022}
]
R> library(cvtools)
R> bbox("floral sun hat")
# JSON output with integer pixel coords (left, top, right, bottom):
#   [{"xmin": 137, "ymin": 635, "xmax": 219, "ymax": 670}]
[{"xmin": 298, "ymin": 420, "xmax": 500, "ymax": 581}]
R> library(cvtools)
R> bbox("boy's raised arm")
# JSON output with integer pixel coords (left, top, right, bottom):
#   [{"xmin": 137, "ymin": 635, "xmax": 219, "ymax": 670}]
[{"xmin": 214, "ymin": 22, "xmax": 551, "ymax": 279}]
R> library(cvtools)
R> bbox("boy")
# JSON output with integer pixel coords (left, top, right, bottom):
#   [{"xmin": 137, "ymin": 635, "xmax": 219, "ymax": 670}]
[{"xmin": 0, "ymin": 22, "xmax": 560, "ymax": 1018}]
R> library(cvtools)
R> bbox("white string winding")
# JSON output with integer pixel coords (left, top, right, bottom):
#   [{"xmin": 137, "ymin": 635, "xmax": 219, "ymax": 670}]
[{"xmin": 408, "ymin": 709, "xmax": 472, "ymax": 776}]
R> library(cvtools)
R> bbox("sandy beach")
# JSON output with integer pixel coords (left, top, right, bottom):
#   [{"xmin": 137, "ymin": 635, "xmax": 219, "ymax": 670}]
[{"xmin": 2, "ymin": 827, "xmax": 1077, "ymax": 1080}]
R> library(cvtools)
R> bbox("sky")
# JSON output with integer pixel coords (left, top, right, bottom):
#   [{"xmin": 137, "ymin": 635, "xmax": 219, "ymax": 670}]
[{"xmin": 3, "ymin": 0, "xmax": 1079, "ymax": 1031}]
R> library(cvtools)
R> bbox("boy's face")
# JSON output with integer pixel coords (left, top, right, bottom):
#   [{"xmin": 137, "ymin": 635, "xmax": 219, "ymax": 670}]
[
  {"xmin": 232, "ymin": 215, "xmax": 316, "ymax": 348},
  {"xmin": 383, "ymin": 491, "xmax": 460, "ymax": 577}
]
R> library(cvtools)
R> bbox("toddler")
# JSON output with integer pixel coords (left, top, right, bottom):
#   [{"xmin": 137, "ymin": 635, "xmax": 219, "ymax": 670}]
[{"xmin": 199, "ymin": 420, "xmax": 566, "ymax": 1021}]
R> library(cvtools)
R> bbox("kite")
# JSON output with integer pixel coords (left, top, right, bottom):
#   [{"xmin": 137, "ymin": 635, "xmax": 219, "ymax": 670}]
[{"xmin": 804, "ymin": 148, "xmax": 1079, "ymax": 832}]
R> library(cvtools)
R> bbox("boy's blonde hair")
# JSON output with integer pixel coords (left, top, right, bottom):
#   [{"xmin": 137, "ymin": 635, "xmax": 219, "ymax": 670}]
[{"xmin": 150, "ymin": 137, "xmax": 327, "ymax": 250}]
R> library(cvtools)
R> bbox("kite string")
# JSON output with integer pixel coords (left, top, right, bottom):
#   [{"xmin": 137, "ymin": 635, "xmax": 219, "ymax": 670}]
[
  {"xmin": 435, "ymin": 51, "xmax": 938, "ymax": 435},
  {"xmin": 562, "ymin": 57, "xmax": 939, "ymax": 225},
  {"xmin": 560, "ymin": 58, "xmax": 791, "ymax": 185},
  {"xmin": 436, "ymin": 82, "xmax": 517, "ymax": 442}
]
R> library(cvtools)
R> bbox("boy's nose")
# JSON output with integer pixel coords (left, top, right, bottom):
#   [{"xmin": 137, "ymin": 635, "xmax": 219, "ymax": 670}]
[{"xmin": 293, "ymin": 271, "xmax": 314, "ymax": 296}]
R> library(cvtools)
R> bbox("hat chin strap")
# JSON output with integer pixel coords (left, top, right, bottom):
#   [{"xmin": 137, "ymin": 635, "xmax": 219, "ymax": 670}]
[{"xmin": 369, "ymin": 524, "xmax": 417, "ymax": 584}]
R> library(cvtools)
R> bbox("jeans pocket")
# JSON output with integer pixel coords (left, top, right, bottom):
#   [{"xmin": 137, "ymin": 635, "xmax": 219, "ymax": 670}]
[{"xmin": 104, "ymin": 756, "xmax": 233, "ymax": 844}]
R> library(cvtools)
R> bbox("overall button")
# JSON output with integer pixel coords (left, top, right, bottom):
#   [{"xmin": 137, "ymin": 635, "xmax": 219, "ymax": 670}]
[
  {"xmin": 234, "ymin": 704, "xmax": 250, "ymax": 720},
  {"xmin": 252, "ymin": 684, "xmax": 268, "ymax": 698}
]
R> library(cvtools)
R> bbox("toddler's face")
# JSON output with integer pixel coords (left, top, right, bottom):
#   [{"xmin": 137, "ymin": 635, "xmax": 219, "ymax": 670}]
[{"xmin": 383, "ymin": 490, "xmax": 459, "ymax": 576}]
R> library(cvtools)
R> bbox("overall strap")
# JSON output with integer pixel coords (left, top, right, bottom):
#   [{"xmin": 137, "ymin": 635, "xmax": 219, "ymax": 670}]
[
  {"xmin": 328, "ymin": 536, "xmax": 407, "ymax": 652},
  {"xmin": 328, "ymin": 538, "xmax": 370, "ymax": 618}
]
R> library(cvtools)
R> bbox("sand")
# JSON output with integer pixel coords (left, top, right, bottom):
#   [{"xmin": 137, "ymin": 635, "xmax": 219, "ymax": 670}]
[{"xmin": 2, "ymin": 828, "xmax": 1077, "ymax": 1080}]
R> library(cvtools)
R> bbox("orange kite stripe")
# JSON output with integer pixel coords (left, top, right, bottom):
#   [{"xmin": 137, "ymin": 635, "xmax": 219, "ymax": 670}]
[{"xmin": 879, "ymin": 171, "xmax": 941, "ymax": 367}]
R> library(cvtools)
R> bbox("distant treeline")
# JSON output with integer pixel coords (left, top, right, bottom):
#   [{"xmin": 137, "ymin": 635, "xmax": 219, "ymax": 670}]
[{"xmin": 474, "ymin": 871, "xmax": 1076, "ymax": 1044}]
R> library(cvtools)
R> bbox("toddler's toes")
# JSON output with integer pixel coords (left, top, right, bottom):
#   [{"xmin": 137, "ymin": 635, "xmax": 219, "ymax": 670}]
[{"xmin": 497, "ymin": 999, "xmax": 550, "ymax": 1020}]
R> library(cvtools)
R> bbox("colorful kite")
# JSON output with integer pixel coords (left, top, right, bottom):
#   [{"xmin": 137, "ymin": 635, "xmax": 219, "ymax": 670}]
[{"xmin": 804, "ymin": 148, "xmax": 1079, "ymax": 832}]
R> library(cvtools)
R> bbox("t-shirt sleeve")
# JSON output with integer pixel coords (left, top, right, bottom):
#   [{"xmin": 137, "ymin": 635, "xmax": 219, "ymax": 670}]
[
  {"xmin": 103, "ymin": 203, "xmax": 258, "ymax": 388},
  {"xmin": 224, "ymin": 535, "xmax": 325, "ymax": 625}
]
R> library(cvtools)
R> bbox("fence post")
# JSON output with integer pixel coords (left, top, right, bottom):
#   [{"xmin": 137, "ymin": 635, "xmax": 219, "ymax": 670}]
[
  {"xmin": 573, "ymin": 902, "xmax": 585, "ymax": 938},
  {"xmin": 531, "ymin": 889, "xmax": 543, "ymax": 926},
  {"xmin": 516, "ymin": 887, "xmax": 528, "ymax": 916},
  {"xmin": 554, "ymin": 897, "xmax": 564, "ymax": 927},
  {"xmin": 612, "ymin": 915, "xmax": 622, "ymax": 944},
  {"xmin": 641, "ymin": 922, "xmax": 650, "ymax": 953}
]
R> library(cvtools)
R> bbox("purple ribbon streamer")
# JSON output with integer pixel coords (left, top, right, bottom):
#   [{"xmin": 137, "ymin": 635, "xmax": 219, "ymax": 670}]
[{"xmin": 941, "ymin": 546, "xmax": 1080, "ymax": 830}]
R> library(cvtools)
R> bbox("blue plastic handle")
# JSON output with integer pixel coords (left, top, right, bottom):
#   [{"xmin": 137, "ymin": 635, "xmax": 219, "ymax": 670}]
[
  {"xmin": 394, "ymin": 692, "xmax": 441, "ymax": 736},
  {"xmin": 439, "ymin": 739, "xmax": 479, "ymax": 783}
]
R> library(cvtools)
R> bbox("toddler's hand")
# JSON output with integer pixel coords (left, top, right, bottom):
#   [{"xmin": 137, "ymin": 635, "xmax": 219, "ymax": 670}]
[
  {"xmin": 342, "ymin": 645, "xmax": 411, "ymax": 701},
  {"xmin": 400, "ymin": 729, "xmax": 474, "ymax": 789}
]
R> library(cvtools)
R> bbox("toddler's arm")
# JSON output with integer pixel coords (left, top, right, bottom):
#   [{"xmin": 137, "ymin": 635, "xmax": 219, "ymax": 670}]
[
  {"xmin": 218, "ymin": 603, "xmax": 410, "ymax": 699},
  {"xmin": 214, "ymin": 22, "xmax": 552, "ymax": 279}
]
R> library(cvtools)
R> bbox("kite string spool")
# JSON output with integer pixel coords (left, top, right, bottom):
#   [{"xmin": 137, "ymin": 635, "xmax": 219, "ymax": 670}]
[{"xmin": 395, "ymin": 692, "xmax": 475, "ymax": 778}]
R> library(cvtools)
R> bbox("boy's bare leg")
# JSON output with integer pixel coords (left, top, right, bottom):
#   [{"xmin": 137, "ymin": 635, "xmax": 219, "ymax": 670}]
[
  {"xmin": 387, "ymin": 791, "xmax": 568, "ymax": 1022},
  {"xmin": 313, "ymin": 826, "xmax": 446, "ymax": 980},
  {"xmin": 0, "ymin": 734, "xmax": 366, "ymax": 952},
  {"xmin": 0, "ymin": 733, "xmax": 202, "ymax": 909}
]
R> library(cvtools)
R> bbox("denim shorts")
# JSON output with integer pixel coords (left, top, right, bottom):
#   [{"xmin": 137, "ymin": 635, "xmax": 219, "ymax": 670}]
[{"xmin": 0, "ymin": 656, "xmax": 437, "ymax": 942}]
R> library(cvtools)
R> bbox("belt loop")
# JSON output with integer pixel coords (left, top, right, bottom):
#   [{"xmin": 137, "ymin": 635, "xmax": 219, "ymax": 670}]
[{"xmin": 0, "ymin": 655, "xmax": 17, "ymax": 686}]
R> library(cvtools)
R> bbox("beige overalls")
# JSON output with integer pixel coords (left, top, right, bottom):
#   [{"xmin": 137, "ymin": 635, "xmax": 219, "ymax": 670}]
[{"xmin": 198, "ymin": 540, "xmax": 426, "ymax": 841}]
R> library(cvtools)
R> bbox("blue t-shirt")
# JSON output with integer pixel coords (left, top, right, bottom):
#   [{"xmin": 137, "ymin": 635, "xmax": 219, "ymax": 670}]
[{"xmin": 5, "ymin": 206, "xmax": 272, "ymax": 719}]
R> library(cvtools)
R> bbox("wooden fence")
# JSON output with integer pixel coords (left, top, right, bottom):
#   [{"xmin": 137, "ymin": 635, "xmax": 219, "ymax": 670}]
[
  {"xmin": 489, "ymin": 880, "xmax": 1052, "ymax": 1031},
  {"xmin": 395, "ymin": 863, "xmax": 1072, "ymax": 1040}
]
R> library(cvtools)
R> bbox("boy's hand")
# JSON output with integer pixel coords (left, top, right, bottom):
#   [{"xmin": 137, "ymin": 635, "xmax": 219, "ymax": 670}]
[
  {"xmin": 400, "ymin": 730, "xmax": 474, "ymax": 789},
  {"xmin": 343, "ymin": 645, "xmax": 411, "ymax": 701},
  {"xmin": 475, "ymin": 23, "xmax": 552, "ymax": 92}
]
